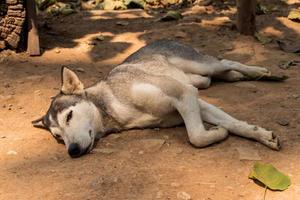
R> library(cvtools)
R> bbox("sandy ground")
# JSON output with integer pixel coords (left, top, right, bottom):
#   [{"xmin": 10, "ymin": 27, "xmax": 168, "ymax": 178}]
[{"xmin": 1, "ymin": 1, "xmax": 300, "ymax": 199}]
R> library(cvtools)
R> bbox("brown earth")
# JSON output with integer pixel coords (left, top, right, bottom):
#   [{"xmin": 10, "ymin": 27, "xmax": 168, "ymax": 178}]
[{"xmin": 1, "ymin": 1, "xmax": 300, "ymax": 199}]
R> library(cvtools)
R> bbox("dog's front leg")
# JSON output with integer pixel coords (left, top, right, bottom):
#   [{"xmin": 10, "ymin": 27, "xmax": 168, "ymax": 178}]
[
  {"xmin": 171, "ymin": 87, "xmax": 229, "ymax": 147},
  {"xmin": 198, "ymin": 99, "xmax": 280, "ymax": 150}
]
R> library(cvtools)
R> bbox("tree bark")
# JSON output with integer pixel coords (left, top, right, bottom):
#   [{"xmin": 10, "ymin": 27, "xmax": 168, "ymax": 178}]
[{"xmin": 236, "ymin": 0, "xmax": 256, "ymax": 35}]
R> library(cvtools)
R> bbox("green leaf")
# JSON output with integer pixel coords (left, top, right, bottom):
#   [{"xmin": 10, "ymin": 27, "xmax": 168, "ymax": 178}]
[
  {"xmin": 159, "ymin": 11, "xmax": 183, "ymax": 22},
  {"xmin": 288, "ymin": 9, "xmax": 300, "ymax": 22},
  {"xmin": 249, "ymin": 162, "xmax": 291, "ymax": 191},
  {"xmin": 254, "ymin": 32, "xmax": 272, "ymax": 45}
]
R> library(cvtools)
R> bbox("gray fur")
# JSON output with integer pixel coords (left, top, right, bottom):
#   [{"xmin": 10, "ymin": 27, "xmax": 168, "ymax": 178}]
[{"xmin": 33, "ymin": 40, "xmax": 280, "ymax": 158}]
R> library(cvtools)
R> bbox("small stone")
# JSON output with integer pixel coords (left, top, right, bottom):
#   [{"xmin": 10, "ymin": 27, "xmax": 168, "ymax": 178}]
[
  {"xmin": 76, "ymin": 68, "xmax": 85, "ymax": 73},
  {"xmin": 21, "ymin": 111, "xmax": 26, "ymax": 114},
  {"xmin": 177, "ymin": 191, "xmax": 191, "ymax": 200},
  {"xmin": 4, "ymin": 83, "xmax": 10, "ymax": 88},
  {"xmin": 55, "ymin": 49, "xmax": 61, "ymax": 53},
  {"xmin": 7, "ymin": 150, "xmax": 17, "ymax": 155},
  {"xmin": 1, "ymin": 136, "xmax": 6, "ymax": 139},
  {"xmin": 277, "ymin": 119, "xmax": 289, "ymax": 126},
  {"xmin": 96, "ymin": 35, "xmax": 105, "ymax": 41},
  {"xmin": 17, "ymin": 106, "xmax": 23, "ymax": 109},
  {"xmin": 116, "ymin": 21, "xmax": 129, "ymax": 26},
  {"xmin": 8, "ymin": 104, "xmax": 13, "ymax": 108}
]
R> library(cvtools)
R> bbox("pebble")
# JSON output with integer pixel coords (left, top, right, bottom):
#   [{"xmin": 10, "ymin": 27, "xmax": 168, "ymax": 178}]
[
  {"xmin": 277, "ymin": 119, "xmax": 289, "ymax": 126},
  {"xmin": 1, "ymin": 136, "xmax": 6, "ymax": 139},
  {"xmin": 96, "ymin": 35, "xmax": 105, "ymax": 41},
  {"xmin": 177, "ymin": 191, "xmax": 191, "ymax": 200},
  {"xmin": 7, "ymin": 150, "xmax": 18, "ymax": 155},
  {"xmin": 55, "ymin": 49, "xmax": 61, "ymax": 53},
  {"xmin": 116, "ymin": 21, "xmax": 129, "ymax": 26}
]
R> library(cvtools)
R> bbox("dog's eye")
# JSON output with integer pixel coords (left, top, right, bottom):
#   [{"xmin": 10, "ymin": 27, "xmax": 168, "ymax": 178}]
[
  {"xmin": 54, "ymin": 133, "xmax": 61, "ymax": 139},
  {"xmin": 66, "ymin": 110, "xmax": 73, "ymax": 124}
]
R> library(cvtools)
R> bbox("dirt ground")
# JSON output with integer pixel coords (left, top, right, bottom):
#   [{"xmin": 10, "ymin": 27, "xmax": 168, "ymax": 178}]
[{"xmin": 1, "ymin": 1, "xmax": 300, "ymax": 199}]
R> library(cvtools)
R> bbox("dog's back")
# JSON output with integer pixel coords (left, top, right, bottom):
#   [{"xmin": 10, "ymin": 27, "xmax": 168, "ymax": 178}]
[{"xmin": 123, "ymin": 39, "xmax": 205, "ymax": 64}]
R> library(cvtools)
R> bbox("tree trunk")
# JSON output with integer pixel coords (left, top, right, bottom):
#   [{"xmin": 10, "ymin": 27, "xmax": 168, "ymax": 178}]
[{"xmin": 236, "ymin": 0, "xmax": 256, "ymax": 35}]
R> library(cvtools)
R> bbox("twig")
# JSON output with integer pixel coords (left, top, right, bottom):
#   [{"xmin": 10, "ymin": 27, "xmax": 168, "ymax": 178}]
[{"xmin": 263, "ymin": 186, "xmax": 267, "ymax": 200}]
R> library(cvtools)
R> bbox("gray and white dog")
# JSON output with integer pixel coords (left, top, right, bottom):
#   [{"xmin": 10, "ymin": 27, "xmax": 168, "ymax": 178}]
[{"xmin": 32, "ymin": 39, "xmax": 280, "ymax": 158}]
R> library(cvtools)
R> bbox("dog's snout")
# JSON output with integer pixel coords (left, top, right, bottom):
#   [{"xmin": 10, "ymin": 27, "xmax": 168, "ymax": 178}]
[{"xmin": 68, "ymin": 143, "xmax": 81, "ymax": 158}]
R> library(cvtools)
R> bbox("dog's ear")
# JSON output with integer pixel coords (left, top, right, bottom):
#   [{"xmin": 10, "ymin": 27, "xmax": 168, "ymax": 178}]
[
  {"xmin": 32, "ymin": 116, "xmax": 48, "ymax": 130},
  {"xmin": 61, "ymin": 67, "xmax": 84, "ymax": 95}
]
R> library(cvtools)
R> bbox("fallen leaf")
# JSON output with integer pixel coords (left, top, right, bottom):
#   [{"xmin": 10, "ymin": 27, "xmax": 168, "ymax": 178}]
[
  {"xmin": 287, "ymin": 9, "xmax": 300, "ymax": 22},
  {"xmin": 160, "ymin": 11, "xmax": 183, "ymax": 22},
  {"xmin": 249, "ymin": 162, "xmax": 291, "ymax": 191},
  {"xmin": 254, "ymin": 32, "xmax": 272, "ymax": 45}
]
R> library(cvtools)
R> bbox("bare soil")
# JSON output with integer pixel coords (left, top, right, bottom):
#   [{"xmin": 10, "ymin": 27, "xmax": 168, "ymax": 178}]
[{"xmin": 1, "ymin": 1, "xmax": 300, "ymax": 199}]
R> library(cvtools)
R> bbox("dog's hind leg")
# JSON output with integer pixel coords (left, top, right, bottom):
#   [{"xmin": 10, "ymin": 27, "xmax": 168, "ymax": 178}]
[
  {"xmin": 170, "ymin": 86, "xmax": 229, "ymax": 147},
  {"xmin": 197, "ymin": 99, "xmax": 280, "ymax": 150},
  {"xmin": 187, "ymin": 74, "xmax": 211, "ymax": 89},
  {"xmin": 219, "ymin": 59, "xmax": 271, "ymax": 80},
  {"xmin": 168, "ymin": 56, "xmax": 271, "ymax": 81},
  {"xmin": 214, "ymin": 70, "xmax": 246, "ymax": 82}
]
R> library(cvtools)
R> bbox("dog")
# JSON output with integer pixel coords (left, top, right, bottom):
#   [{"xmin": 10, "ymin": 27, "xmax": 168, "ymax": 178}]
[{"xmin": 32, "ymin": 39, "xmax": 281, "ymax": 158}]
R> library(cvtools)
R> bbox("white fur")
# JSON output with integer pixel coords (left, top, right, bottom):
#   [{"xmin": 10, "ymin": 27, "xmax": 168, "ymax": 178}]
[{"xmin": 57, "ymin": 102, "xmax": 101, "ymax": 151}]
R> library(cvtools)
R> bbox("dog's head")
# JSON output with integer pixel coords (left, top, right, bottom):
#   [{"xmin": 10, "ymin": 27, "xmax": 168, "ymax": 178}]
[{"xmin": 32, "ymin": 67, "xmax": 102, "ymax": 158}]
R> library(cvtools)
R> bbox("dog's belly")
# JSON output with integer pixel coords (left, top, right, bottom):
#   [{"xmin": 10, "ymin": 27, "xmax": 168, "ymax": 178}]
[{"xmin": 124, "ymin": 111, "xmax": 183, "ymax": 129}]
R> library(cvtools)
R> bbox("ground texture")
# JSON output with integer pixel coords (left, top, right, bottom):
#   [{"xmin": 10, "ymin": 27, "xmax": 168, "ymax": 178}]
[{"xmin": 0, "ymin": 1, "xmax": 300, "ymax": 199}]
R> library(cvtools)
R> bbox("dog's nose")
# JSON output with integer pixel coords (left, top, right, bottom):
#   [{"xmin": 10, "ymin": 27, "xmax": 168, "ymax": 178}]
[{"xmin": 68, "ymin": 143, "xmax": 81, "ymax": 158}]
